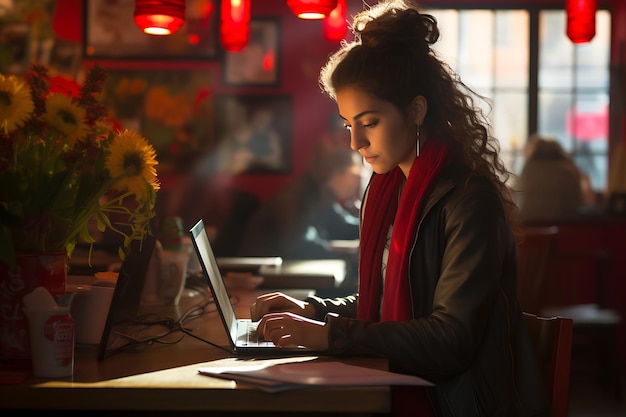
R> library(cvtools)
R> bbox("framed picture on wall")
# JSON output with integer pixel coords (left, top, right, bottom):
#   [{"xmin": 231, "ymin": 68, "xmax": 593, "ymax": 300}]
[
  {"xmin": 0, "ymin": 22, "xmax": 31, "ymax": 75},
  {"xmin": 223, "ymin": 18, "xmax": 280, "ymax": 86},
  {"xmin": 101, "ymin": 68, "xmax": 215, "ymax": 174},
  {"xmin": 0, "ymin": 1, "xmax": 61, "ymax": 76},
  {"xmin": 211, "ymin": 94, "xmax": 292, "ymax": 174},
  {"xmin": 83, "ymin": 0, "xmax": 218, "ymax": 60}
]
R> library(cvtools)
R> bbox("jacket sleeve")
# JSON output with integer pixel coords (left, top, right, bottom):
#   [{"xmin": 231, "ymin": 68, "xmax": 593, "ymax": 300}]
[
  {"xmin": 322, "ymin": 185, "xmax": 515, "ymax": 382},
  {"xmin": 305, "ymin": 293, "xmax": 358, "ymax": 320}
]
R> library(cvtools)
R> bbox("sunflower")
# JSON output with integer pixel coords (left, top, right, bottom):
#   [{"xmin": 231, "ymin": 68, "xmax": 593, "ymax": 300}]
[
  {"xmin": 0, "ymin": 73, "xmax": 34, "ymax": 133},
  {"xmin": 44, "ymin": 93, "xmax": 89, "ymax": 146},
  {"xmin": 106, "ymin": 129, "xmax": 160, "ymax": 201},
  {"xmin": 1, "ymin": 64, "xmax": 160, "ymax": 270}
]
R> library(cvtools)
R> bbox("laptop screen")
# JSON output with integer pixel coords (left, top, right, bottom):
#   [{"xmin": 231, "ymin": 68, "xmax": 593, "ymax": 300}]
[{"xmin": 189, "ymin": 219, "xmax": 239, "ymax": 347}]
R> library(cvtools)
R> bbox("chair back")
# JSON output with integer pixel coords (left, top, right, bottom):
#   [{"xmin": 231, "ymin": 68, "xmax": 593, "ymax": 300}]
[
  {"xmin": 516, "ymin": 226, "xmax": 558, "ymax": 314},
  {"xmin": 523, "ymin": 312, "xmax": 573, "ymax": 417}
]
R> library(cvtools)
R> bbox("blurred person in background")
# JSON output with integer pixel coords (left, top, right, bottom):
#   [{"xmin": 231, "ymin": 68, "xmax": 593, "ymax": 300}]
[
  {"xmin": 239, "ymin": 142, "xmax": 363, "ymax": 260},
  {"xmin": 515, "ymin": 134, "xmax": 595, "ymax": 222}
]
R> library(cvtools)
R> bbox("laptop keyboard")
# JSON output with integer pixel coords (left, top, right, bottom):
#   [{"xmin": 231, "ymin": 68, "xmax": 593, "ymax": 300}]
[
  {"xmin": 236, "ymin": 320, "xmax": 274, "ymax": 347},
  {"xmin": 247, "ymin": 321, "xmax": 259, "ymax": 344}
]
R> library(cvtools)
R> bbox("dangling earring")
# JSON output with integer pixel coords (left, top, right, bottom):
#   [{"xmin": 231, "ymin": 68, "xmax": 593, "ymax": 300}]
[{"xmin": 415, "ymin": 125, "xmax": 421, "ymax": 158}]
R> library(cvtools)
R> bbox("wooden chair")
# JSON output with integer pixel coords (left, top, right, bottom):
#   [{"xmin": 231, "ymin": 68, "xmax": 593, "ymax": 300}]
[
  {"xmin": 542, "ymin": 249, "xmax": 622, "ymax": 401},
  {"xmin": 523, "ymin": 312, "xmax": 574, "ymax": 417},
  {"xmin": 516, "ymin": 226, "xmax": 559, "ymax": 315},
  {"xmin": 517, "ymin": 226, "xmax": 623, "ymax": 401}
]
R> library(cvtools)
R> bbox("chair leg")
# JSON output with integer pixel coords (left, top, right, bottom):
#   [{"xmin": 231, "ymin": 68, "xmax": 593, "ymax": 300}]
[
  {"xmin": 596, "ymin": 326, "xmax": 621, "ymax": 402},
  {"xmin": 577, "ymin": 325, "xmax": 622, "ymax": 402}
]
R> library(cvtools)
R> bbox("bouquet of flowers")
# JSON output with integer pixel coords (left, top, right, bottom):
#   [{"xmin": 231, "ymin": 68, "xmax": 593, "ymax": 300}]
[{"xmin": 0, "ymin": 64, "xmax": 160, "ymax": 268}]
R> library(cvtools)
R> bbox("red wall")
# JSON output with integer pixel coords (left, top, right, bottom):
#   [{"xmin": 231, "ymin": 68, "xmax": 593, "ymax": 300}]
[
  {"xmin": 80, "ymin": 0, "xmax": 625, "ymax": 204},
  {"xmin": 82, "ymin": 2, "xmax": 344, "ymax": 203},
  {"xmin": 212, "ymin": 1, "xmax": 344, "ymax": 201}
]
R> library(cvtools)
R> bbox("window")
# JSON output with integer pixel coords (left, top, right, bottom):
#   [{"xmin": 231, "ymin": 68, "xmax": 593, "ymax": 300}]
[
  {"xmin": 538, "ymin": 10, "xmax": 610, "ymax": 190},
  {"xmin": 423, "ymin": 7, "xmax": 611, "ymax": 190}
]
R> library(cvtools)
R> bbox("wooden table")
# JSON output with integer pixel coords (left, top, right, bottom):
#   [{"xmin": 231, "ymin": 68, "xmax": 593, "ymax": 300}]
[{"xmin": 1, "ymin": 289, "xmax": 391, "ymax": 415}]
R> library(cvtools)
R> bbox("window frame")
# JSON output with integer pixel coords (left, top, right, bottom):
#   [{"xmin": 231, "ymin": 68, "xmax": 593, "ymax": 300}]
[{"xmin": 419, "ymin": 2, "xmax": 613, "ymax": 191}]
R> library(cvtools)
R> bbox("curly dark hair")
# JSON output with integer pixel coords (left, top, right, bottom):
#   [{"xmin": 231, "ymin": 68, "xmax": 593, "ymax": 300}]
[{"xmin": 319, "ymin": 0, "xmax": 517, "ymax": 221}]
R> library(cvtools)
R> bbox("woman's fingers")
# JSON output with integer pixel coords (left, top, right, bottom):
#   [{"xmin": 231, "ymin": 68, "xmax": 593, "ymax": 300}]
[
  {"xmin": 250, "ymin": 292, "xmax": 284, "ymax": 320},
  {"xmin": 258, "ymin": 312, "xmax": 328, "ymax": 350},
  {"xmin": 250, "ymin": 292, "xmax": 309, "ymax": 321},
  {"xmin": 263, "ymin": 316, "xmax": 293, "ymax": 347}
]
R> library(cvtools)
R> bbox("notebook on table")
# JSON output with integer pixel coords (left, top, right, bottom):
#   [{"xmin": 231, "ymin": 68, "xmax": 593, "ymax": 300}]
[{"xmin": 189, "ymin": 219, "xmax": 319, "ymax": 356}]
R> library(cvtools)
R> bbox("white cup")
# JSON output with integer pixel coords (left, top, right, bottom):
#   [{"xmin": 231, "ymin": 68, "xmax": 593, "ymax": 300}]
[
  {"xmin": 158, "ymin": 250, "xmax": 189, "ymax": 305},
  {"xmin": 71, "ymin": 284, "xmax": 115, "ymax": 345},
  {"xmin": 24, "ymin": 306, "xmax": 74, "ymax": 378}
]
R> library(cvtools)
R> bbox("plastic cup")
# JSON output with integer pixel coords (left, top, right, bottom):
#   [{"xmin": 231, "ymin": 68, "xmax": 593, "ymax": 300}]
[{"xmin": 24, "ymin": 306, "xmax": 74, "ymax": 378}]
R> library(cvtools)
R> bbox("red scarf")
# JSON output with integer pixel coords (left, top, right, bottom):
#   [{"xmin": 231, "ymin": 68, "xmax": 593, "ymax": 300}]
[
  {"xmin": 357, "ymin": 140, "xmax": 450, "ymax": 417},
  {"xmin": 358, "ymin": 139, "xmax": 450, "ymax": 322}
]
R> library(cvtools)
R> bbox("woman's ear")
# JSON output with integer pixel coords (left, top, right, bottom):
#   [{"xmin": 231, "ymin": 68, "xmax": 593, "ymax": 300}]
[{"xmin": 411, "ymin": 96, "xmax": 428, "ymax": 126}]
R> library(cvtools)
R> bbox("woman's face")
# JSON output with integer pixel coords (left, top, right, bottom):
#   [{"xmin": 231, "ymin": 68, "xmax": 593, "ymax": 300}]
[{"xmin": 336, "ymin": 86, "xmax": 416, "ymax": 176}]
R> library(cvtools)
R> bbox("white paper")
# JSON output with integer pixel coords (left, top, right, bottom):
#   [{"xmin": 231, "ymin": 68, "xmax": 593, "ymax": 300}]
[{"xmin": 198, "ymin": 357, "xmax": 433, "ymax": 393}]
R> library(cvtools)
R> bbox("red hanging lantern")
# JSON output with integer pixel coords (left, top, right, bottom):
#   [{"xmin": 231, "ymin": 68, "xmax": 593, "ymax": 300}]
[
  {"xmin": 134, "ymin": 0, "xmax": 186, "ymax": 36},
  {"xmin": 184, "ymin": 0, "xmax": 215, "ymax": 46},
  {"xmin": 287, "ymin": 0, "xmax": 338, "ymax": 20},
  {"xmin": 566, "ymin": 0, "xmax": 597, "ymax": 44},
  {"xmin": 52, "ymin": 0, "xmax": 82, "ymax": 43},
  {"xmin": 323, "ymin": 0, "xmax": 347, "ymax": 41},
  {"xmin": 220, "ymin": 0, "xmax": 251, "ymax": 52}
]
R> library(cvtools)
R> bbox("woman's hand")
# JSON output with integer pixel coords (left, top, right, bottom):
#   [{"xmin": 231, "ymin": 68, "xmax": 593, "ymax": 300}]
[
  {"xmin": 250, "ymin": 291, "xmax": 316, "ymax": 321},
  {"xmin": 257, "ymin": 312, "xmax": 329, "ymax": 351}
]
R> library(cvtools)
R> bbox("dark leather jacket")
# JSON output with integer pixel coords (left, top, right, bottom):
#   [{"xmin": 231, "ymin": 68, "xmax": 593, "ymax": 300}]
[{"xmin": 306, "ymin": 164, "xmax": 550, "ymax": 417}]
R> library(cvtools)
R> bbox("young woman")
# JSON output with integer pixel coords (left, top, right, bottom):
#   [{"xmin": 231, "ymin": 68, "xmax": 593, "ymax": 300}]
[{"xmin": 250, "ymin": 1, "xmax": 549, "ymax": 415}]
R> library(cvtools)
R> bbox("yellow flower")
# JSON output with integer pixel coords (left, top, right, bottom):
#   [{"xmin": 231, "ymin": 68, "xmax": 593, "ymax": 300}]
[
  {"xmin": 106, "ymin": 129, "xmax": 159, "ymax": 201},
  {"xmin": 0, "ymin": 73, "xmax": 34, "ymax": 132},
  {"xmin": 1, "ymin": 64, "xmax": 159, "ymax": 268},
  {"xmin": 44, "ymin": 93, "xmax": 89, "ymax": 146}
]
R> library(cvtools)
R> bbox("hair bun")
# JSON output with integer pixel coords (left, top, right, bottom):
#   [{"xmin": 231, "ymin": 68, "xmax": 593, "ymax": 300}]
[
  {"xmin": 420, "ymin": 14, "xmax": 439, "ymax": 45},
  {"xmin": 354, "ymin": 1, "xmax": 439, "ymax": 54}
]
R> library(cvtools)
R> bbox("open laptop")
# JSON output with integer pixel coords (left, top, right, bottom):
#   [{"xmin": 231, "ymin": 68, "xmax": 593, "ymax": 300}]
[
  {"xmin": 189, "ymin": 219, "xmax": 318, "ymax": 356},
  {"xmin": 97, "ymin": 234, "xmax": 157, "ymax": 360}
]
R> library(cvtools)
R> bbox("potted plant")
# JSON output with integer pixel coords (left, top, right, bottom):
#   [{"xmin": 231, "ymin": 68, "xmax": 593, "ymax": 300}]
[{"xmin": 0, "ymin": 64, "xmax": 160, "ymax": 366}]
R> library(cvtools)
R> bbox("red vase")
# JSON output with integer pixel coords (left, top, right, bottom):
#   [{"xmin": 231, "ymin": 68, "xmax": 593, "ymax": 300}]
[{"xmin": 0, "ymin": 252, "xmax": 67, "ymax": 370}]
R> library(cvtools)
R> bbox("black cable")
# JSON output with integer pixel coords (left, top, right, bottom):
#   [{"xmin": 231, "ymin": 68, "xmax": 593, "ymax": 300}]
[
  {"xmin": 106, "ymin": 295, "xmax": 240, "ymax": 356},
  {"xmin": 178, "ymin": 327, "xmax": 233, "ymax": 355}
]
